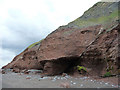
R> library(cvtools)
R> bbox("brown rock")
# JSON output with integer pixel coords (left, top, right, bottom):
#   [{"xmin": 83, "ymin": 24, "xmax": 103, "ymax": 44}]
[
  {"xmin": 26, "ymin": 77, "xmax": 31, "ymax": 79},
  {"xmin": 2, "ymin": 2, "xmax": 119, "ymax": 76},
  {"xmin": 2, "ymin": 70, "xmax": 6, "ymax": 74},
  {"xmin": 60, "ymin": 82, "xmax": 70, "ymax": 88},
  {"xmin": 24, "ymin": 70, "xmax": 30, "ymax": 74},
  {"xmin": 13, "ymin": 68, "xmax": 20, "ymax": 73},
  {"xmin": 62, "ymin": 73, "xmax": 67, "ymax": 77}
]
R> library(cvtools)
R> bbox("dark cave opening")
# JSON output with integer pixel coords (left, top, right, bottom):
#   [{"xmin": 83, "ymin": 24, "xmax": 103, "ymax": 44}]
[{"xmin": 41, "ymin": 56, "xmax": 81, "ymax": 75}]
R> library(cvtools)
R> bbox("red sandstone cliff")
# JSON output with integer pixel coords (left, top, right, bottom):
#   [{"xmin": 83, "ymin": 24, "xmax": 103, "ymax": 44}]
[{"xmin": 2, "ymin": 2, "xmax": 120, "ymax": 76}]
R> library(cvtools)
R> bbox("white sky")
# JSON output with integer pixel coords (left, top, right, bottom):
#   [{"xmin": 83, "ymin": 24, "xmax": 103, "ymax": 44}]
[{"xmin": 0, "ymin": 0, "xmax": 100, "ymax": 68}]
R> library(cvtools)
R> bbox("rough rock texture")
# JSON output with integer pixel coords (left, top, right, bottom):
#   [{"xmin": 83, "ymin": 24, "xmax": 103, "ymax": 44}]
[
  {"xmin": 2, "ymin": 2, "xmax": 119, "ymax": 76},
  {"xmin": 80, "ymin": 25, "xmax": 119, "ymax": 76}
]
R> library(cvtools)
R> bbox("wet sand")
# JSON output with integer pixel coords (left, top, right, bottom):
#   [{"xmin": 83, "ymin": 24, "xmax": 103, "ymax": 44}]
[{"xmin": 1, "ymin": 71, "xmax": 119, "ymax": 88}]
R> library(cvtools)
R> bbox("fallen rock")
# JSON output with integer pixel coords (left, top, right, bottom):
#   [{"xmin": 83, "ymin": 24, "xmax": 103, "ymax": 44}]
[
  {"xmin": 2, "ymin": 70, "xmax": 6, "ymax": 74},
  {"xmin": 13, "ymin": 68, "xmax": 20, "ymax": 73},
  {"xmin": 60, "ymin": 82, "xmax": 70, "ymax": 88},
  {"xmin": 62, "ymin": 73, "xmax": 67, "ymax": 77},
  {"xmin": 26, "ymin": 76, "xmax": 31, "ymax": 79},
  {"xmin": 24, "ymin": 70, "xmax": 30, "ymax": 74},
  {"xmin": 28, "ymin": 69, "xmax": 43, "ymax": 74}
]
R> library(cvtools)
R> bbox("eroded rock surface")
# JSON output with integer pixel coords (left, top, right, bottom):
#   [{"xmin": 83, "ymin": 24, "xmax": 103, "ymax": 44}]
[{"xmin": 2, "ymin": 2, "xmax": 119, "ymax": 76}]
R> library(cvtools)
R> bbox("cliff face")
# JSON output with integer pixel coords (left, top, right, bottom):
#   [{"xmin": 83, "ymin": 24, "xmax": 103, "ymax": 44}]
[{"xmin": 3, "ymin": 2, "xmax": 119, "ymax": 76}]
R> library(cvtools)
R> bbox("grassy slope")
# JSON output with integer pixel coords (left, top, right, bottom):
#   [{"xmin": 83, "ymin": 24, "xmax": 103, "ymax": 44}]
[
  {"xmin": 28, "ymin": 39, "xmax": 43, "ymax": 49},
  {"xmin": 72, "ymin": 10, "xmax": 118, "ymax": 27},
  {"xmin": 68, "ymin": 2, "xmax": 119, "ymax": 28}
]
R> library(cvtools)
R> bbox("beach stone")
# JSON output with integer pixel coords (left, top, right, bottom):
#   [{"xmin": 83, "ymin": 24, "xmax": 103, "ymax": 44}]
[
  {"xmin": 62, "ymin": 73, "xmax": 67, "ymax": 77},
  {"xmin": 2, "ymin": 70, "xmax": 6, "ymax": 74},
  {"xmin": 26, "ymin": 76, "xmax": 31, "ymax": 79},
  {"xmin": 60, "ymin": 82, "xmax": 70, "ymax": 88}
]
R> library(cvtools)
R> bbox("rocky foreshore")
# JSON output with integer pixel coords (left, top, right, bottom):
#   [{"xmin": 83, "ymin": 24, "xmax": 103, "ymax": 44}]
[{"xmin": 1, "ymin": 69, "xmax": 119, "ymax": 88}]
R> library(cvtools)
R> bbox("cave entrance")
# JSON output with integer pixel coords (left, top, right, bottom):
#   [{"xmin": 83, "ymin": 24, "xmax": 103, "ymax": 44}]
[{"xmin": 42, "ymin": 56, "xmax": 81, "ymax": 75}]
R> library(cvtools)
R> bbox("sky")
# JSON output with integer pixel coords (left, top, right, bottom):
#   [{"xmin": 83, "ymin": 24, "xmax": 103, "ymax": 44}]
[{"xmin": 0, "ymin": 0, "xmax": 101, "ymax": 68}]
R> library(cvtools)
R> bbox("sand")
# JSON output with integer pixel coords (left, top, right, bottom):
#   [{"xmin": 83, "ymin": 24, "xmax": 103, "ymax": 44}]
[{"xmin": 1, "ymin": 70, "xmax": 119, "ymax": 88}]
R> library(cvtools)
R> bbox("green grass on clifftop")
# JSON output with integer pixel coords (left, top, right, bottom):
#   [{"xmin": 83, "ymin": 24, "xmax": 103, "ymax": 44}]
[
  {"xmin": 67, "ymin": 2, "xmax": 119, "ymax": 29},
  {"xmin": 70, "ymin": 10, "xmax": 119, "ymax": 28},
  {"xmin": 28, "ymin": 39, "xmax": 43, "ymax": 49}
]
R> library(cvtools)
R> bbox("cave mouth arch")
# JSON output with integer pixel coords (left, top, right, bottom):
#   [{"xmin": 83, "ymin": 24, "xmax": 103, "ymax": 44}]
[{"xmin": 40, "ymin": 56, "xmax": 81, "ymax": 75}]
